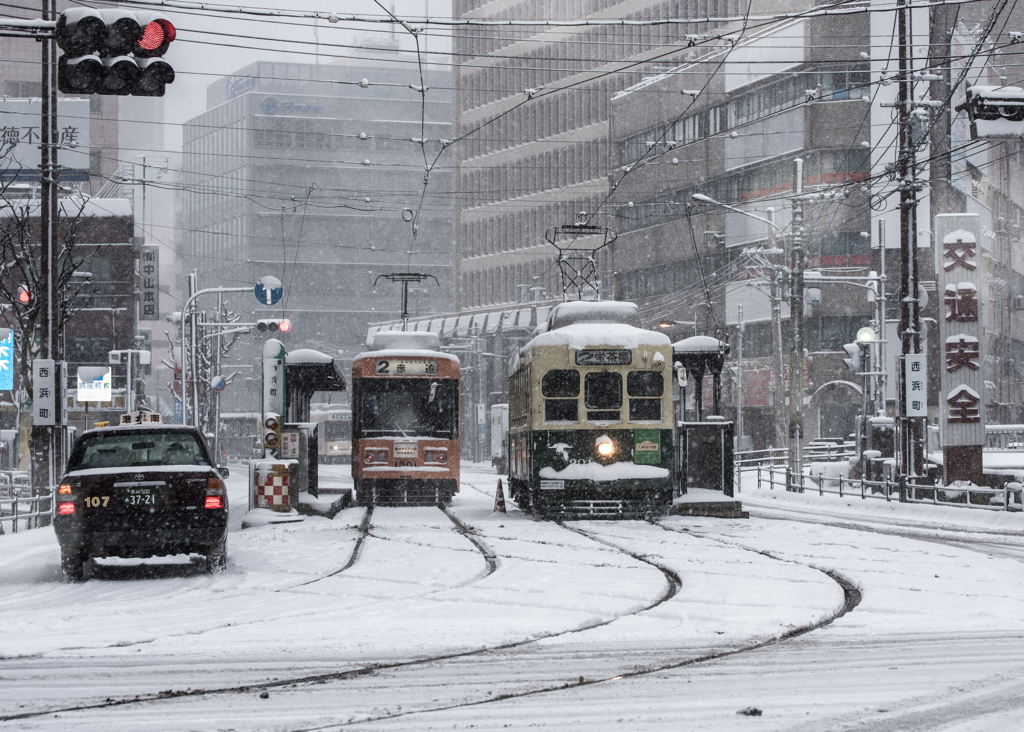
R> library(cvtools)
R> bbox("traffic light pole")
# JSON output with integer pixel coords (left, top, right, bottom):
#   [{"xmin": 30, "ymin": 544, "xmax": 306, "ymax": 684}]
[
  {"xmin": 788, "ymin": 158, "xmax": 805, "ymax": 492},
  {"xmin": 178, "ymin": 282, "xmax": 251, "ymax": 427},
  {"xmin": 31, "ymin": 0, "xmax": 61, "ymax": 497}
]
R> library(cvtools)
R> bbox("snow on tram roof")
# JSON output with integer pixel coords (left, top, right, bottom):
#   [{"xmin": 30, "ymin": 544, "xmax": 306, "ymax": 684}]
[
  {"xmin": 370, "ymin": 330, "xmax": 440, "ymax": 352},
  {"xmin": 353, "ymin": 347, "xmax": 460, "ymax": 364},
  {"xmin": 525, "ymin": 322, "xmax": 670, "ymax": 350},
  {"xmin": 546, "ymin": 301, "xmax": 642, "ymax": 330}
]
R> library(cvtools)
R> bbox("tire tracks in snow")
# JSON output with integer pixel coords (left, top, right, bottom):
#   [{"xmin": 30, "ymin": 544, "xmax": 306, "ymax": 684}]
[
  {"xmin": 748, "ymin": 502, "xmax": 1024, "ymax": 563},
  {"xmin": 0, "ymin": 509, "xmax": 678, "ymax": 724}
]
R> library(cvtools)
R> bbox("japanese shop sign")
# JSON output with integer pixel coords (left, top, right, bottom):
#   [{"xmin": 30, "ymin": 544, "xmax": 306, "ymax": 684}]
[
  {"xmin": 935, "ymin": 215, "xmax": 984, "ymax": 445},
  {"xmin": 139, "ymin": 244, "xmax": 159, "ymax": 321},
  {"xmin": 0, "ymin": 99, "xmax": 90, "ymax": 182}
]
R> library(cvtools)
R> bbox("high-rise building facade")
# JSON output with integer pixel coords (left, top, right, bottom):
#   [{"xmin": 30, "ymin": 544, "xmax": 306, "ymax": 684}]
[{"xmin": 180, "ymin": 59, "xmax": 452, "ymax": 382}]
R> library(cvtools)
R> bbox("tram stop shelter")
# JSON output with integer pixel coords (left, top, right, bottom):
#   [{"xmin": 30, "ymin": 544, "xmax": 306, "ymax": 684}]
[
  {"xmin": 672, "ymin": 336, "xmax": 737, "ymax": 502},
  {"xmin": 284, "ymin": 349, "xmax": 347, "ymax": 500}
]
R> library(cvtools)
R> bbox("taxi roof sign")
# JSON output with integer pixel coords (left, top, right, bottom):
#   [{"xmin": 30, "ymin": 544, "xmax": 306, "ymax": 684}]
[{"xmin": 119, "ymin": 410, "xmax": 163, "ymax": 425}]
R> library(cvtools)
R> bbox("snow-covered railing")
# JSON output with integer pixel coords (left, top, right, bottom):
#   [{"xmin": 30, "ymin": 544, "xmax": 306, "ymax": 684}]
[
  {"xmin": 750, "ymin": 465, "xmax": 1022, "ymax": 512},
  {"xmin": 0, "ymin": 492, "xmax": 53, "ymax": 533},
  {"xmin": 803, "ymin": 442, "xmax": 856, "ymax": 462}
]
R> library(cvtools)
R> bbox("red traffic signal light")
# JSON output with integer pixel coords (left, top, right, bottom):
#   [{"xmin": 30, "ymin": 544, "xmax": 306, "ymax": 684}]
[
  {"xmin": 56, "ymin": 9, "xmax": 176, "ymax": 97},
  {"xmin": 16, "ymin": 286, "xmax": 33, "ymax": 308},
  {"xmin": 135, "ymin": 17, "xmax": 176, "ymax": 57},
  {"xmin": 256, "ymin": 318, "xmax": 291, "ymax": 333}
]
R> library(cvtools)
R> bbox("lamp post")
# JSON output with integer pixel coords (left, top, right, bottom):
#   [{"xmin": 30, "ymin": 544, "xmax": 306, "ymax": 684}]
[
  {"xmin": 658, "ymin": 319, "xmax": 697, "ymax": 337},
  {"xmin": 856, "ymin": 326, "xmax": 876, "ymax": 453},
  {"xmin": 691, "ymin": 193, "xmax": 789, "ymax": 452}
]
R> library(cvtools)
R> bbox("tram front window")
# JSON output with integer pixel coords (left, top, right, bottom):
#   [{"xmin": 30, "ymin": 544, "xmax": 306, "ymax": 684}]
[
  {"xmin": 324, "ymin": 420, "xmax": 352, "ymax": 441},
  {"xmin": 358, "ymin": 380, "xmax": 458, "ymax": 437},
  {"xmin": 585, "ymin": 372, "xmax": 622, "ymax": 410}
]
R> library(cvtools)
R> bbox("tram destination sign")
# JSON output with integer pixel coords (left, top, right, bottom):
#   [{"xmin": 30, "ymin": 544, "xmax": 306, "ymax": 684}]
[
  {"xmin": 575, "ymin": 349, "xmax": 632, "ymax": 366},
  {"xmin": 374, "ymin": 359, "xmax": 439, "ymax": 375}
]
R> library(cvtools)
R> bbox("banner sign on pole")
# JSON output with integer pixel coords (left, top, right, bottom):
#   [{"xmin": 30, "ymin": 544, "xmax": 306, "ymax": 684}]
[
  {"xmin": 904, "ymin": 354, "xmax": 927, "ymax": 417},
  {"xmin": 33, "ymin": 359, "xmax": 56, "ymax": 426},
  {"xmin": 0, "ymin": 329, "xmax": 12, "ymax": 391},
  {"xmin": 935, "ymin": 215, "xmax": 985, "ymax": 446}
]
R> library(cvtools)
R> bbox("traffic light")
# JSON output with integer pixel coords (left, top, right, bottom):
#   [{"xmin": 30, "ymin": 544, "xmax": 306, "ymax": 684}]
[
  {"xmin": 842, "ymin": 343, "xmax": 861, "ymax": 374},
  {"xmin": 262, "ymin": 412, "xmax": 281, "ymax": 456},
  {"xmin": 15, "ymin": 285, "xmax": 34, "ymax": 310},
  {"xmin": 56, "ymin": 9, "xmax": 176, "ymax": 97},
  {"xmin": 257, "ymin": 318, "xmax": 291, "ymax": 333}
]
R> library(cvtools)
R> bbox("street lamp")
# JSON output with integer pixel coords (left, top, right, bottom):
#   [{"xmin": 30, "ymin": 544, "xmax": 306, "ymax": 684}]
[
  {"xmin": 856, "ymin": 326, "xmax": 876, "ymax": 453},
  {"xmin": 658, "ymin": 319, "xmax": 697, "ymax": 336}
]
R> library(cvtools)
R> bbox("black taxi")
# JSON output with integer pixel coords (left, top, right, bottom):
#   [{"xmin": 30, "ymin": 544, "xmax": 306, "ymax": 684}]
[{"xmin": 54, "ymin": 423, "xmax": 230, "ymax": 581}]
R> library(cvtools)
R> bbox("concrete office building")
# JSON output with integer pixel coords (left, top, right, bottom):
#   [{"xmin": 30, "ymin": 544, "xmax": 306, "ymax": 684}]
[{"xmin": 180, "ymin": 58, "xmax": 452, "ymax": 411}]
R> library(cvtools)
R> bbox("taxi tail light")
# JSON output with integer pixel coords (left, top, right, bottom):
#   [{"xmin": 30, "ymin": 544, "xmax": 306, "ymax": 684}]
[
  {"xmin": 58, "ymin": 483, "xmax": 72, "ymax": 495},
  {"xmin": 205, "ymin": 477, "xmax": 224, "ymax": 509},
  {"xmin": 58, "ymin": 502, "xmax": 76, "ymax": 515}
]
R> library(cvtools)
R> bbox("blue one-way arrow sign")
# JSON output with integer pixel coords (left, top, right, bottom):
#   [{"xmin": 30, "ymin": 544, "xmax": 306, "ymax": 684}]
[{"xmin": 254, "ymin": 276, "xmax": 283, "ymax": 306}]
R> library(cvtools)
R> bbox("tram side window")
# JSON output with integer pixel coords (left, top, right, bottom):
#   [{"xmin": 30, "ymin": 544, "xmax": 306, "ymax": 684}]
[
  {"xmin": 627, "ymin": 371, "xmax": 663, "ymax": 421},
  {"xmin": 542, "ymin": 369, "xmax": 579, "ymax": 422}
]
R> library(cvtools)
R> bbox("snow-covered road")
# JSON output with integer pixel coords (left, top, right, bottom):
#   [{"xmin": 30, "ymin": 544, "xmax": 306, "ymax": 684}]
[{"xmin": 1, "ymin": 465, "xmax": 1022, "ymax": 730}]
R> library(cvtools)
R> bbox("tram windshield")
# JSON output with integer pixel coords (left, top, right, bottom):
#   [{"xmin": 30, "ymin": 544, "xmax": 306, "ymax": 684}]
[
  {"xmin": 323, "ymin": 419, "xmax": 352, "ymax": 441},
  {"xmin": 356, "ymin": 379, "xmax": 458, "ymax": 438}
]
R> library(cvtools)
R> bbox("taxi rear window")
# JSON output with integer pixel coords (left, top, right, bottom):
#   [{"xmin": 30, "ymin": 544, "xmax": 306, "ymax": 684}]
[{"xmin": 68, "ymin": 432, "xmax": 209, "ymax": 471}]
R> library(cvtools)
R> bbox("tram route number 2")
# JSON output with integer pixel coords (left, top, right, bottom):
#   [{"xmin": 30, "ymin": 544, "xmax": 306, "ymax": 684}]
[{"xmin": 375, "ymin": 359, "xmax": 439, "ymax": 375}]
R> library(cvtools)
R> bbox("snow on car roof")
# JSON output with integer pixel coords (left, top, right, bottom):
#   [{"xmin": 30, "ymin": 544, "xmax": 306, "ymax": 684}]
[
  {"xmin": 79, "ymin": 423, "xmax": 201, "ymax": 438},
  {"xmin": 525, "ymin": 323, "xmax": 671, "ymax": 350}
]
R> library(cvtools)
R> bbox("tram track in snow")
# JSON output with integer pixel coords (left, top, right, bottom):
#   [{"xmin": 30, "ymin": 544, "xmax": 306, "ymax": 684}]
[
  {"xmin": 272, "ymin": 521, "xmax": 860, "ymax": 730},
  {"xmin": 0, "ymin": 479, "xmax": 864, "ymax": 727}
]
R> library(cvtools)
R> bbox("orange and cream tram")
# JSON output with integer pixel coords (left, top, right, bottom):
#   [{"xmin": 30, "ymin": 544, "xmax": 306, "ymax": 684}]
[{"xmin": 351, "ymin": 331, "xmax": 460, "ymax": 506}]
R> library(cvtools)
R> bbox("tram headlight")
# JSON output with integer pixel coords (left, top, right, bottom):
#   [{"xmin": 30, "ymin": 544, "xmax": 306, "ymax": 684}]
[{"xmin": 596, "ymin": 435, "xmax": 615, "ymax": 458}]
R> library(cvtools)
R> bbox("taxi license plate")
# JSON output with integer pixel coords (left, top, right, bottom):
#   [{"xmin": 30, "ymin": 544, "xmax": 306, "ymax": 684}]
[{"xmin": 123, "ymin": 487, "xmax": 158, "ymax": 506}]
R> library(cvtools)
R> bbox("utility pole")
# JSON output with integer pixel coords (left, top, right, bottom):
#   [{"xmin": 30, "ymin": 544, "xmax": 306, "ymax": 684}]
[
  {"xmin": 735, "ymin": 304, "xmax": 744, "ymax": 451},
  {"xmin": 788, "ymin": 158, "xmax": 805, "ymax": 491},
  {"xmin": 897, "ymin": 0, "xmax": 924, "ymax": 487},
  {"xmin": 31, "ymin": 0, "xmax": 60, "ymax": 496}
]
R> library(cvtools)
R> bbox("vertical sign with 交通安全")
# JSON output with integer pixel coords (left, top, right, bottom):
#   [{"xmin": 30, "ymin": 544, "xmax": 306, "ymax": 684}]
[
  {"xmin": 139, "ymin": 244, "xmax": 159, "ymax": 321},
  {"xmin": 33, "ymin": 359, "xmax": 55, "ymax": 426},
  {"xmin": 904, "ymin": 355, "xmax": 927, "ymax": 417}
]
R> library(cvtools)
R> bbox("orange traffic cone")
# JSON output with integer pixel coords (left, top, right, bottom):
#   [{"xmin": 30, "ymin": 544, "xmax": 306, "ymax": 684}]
[{"xmin": 494, "ymin": 479, "xmax": 507, "ymax": 513}]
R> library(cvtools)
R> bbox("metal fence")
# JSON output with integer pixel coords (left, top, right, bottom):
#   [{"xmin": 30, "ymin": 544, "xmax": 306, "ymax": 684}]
[
  {"xmin": 746, "ymin": 463, "xmax": 1023, "ymax": 512},
  {"xmin": 0, "ymin": 493, "xmax": 53, "ymax": 533}
]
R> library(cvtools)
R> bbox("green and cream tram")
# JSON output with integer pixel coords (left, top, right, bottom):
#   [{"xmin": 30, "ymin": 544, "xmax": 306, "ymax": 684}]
[{"xmin": 508, "ymin": 301, "xmax": 674, "ymax": 518}]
